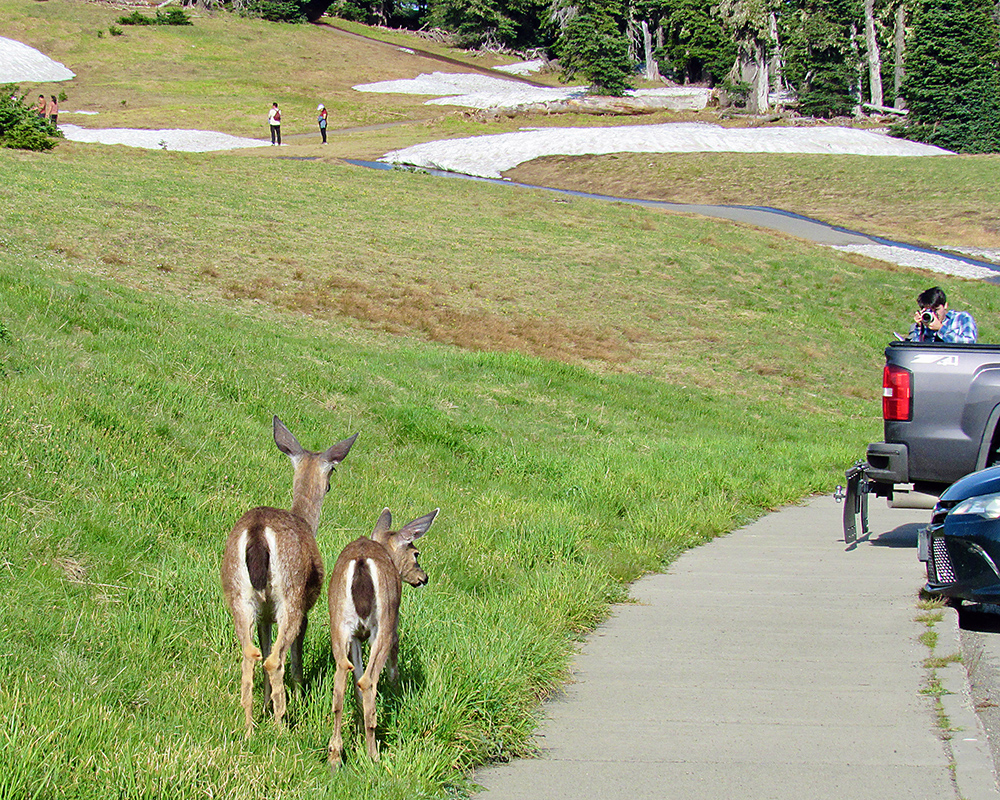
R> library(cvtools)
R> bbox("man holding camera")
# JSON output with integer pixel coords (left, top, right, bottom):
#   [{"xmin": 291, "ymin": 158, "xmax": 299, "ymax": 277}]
[{"xmin": 908, "ymin": 286, "xmax": 978, "ymax": 343}]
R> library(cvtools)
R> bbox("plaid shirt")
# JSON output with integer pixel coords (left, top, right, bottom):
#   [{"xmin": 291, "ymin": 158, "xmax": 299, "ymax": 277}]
[{"xmin": 909, "ymin": 309, "xmax": 978, "ymax": 344}]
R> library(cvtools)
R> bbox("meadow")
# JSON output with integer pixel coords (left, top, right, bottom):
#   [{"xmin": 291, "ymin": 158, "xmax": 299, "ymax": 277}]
[{"xmin": 4, "ymin": 3, "xmax": 1000, "ymax": 798}]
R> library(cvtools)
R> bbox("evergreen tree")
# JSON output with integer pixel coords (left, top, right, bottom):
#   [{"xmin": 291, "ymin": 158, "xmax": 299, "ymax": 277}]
[
  {"xmin": 896, "ymin": 0, "xmax": 1000, "ymax": 153},
  {"xmin": 426, "ymin": 0, "xmax": 553, "ymax": 47},
  {"xmin": 716, "ymin": 0, "xmax": 780, "ymax": 112},
  {"xmin": 780, "ymin": 0, "xmax": 860, "ymax": 118},
  {"xmin": 0, "ymin": 86, "xmax": 62, "ymax": 151},
  {"xmin": 556, "ymin": 0, "xmax": 634, "ymax": 95},
  {"xmin": 636, "ymin": 0, "xmax": 734, "ymax": 85}
]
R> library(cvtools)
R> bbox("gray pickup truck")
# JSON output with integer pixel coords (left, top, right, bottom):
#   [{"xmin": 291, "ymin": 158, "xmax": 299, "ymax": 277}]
[{"xmin": 842, "ymin": 341, "xmax": 1000, "ymax": 543}]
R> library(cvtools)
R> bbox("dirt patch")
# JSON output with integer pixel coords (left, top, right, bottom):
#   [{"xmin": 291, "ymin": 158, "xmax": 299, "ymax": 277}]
[{"xmin": 227, "ymin": 274, "xmax": 643, "ymax": 364}]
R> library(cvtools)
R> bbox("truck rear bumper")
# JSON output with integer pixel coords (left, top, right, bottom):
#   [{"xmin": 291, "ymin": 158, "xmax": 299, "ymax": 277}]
[{"xmin": 865, "ymin": 442, "xmax": 909, "ymax": 484}]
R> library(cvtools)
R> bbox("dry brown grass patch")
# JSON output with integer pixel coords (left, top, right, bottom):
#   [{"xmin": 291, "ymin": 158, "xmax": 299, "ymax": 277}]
[{"xmin": 241, "ymin": 272, "xmax": 644, "ymax": 364}]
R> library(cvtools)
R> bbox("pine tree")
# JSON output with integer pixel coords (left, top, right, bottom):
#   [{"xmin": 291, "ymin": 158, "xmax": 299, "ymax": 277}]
[
  {"xmin": 716, "ymin": 0, "xmax": 780, "ymax": 113},
  {"xmin": 780, "ymin": 0, "xmax": 860, "ymax": 118},
  {"xmin": 0, "ymin": 86, "xmax": 61, "ymax": 151},
  {"xmin": 896, "ymin": 0, "xmax": 1000, "ymax": 153},
  {"xmin": 638, "ymin": 0, "xmax": 734, "ymax": 86},
  {"xmin": 556, "ymin": 0, "xmax": 634, "ymax": 96}
]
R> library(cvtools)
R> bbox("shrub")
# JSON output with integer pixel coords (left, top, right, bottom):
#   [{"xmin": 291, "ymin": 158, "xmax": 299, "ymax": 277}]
[
  {"xmin": 241, "ymin": 0, "xmax": 307, "ymax": 22},
  {"xmin": 117, "ymin": 8, "xmax": 193, "ymax": 25},
  {"xmin": 158, "ymin": 7, "xmax": 193, "ymax": 24},
  {"xmin": 117, "ymin": 10, "xmax": 155, "ymax": 24},
  {"xmin": 0, "ymin": 85, "xmax": 62, "ymax": 151}
]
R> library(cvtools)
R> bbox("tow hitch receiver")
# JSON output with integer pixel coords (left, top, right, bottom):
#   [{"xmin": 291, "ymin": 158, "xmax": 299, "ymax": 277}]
[{"xmin": 837, "ymin": 461, "xmax": 872, "ymax": 546}]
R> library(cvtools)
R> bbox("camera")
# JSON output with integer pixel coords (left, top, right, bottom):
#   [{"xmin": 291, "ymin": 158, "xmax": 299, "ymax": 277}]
[{"xmin": 920, "ymin": 308, "xmax": 937, "ymax": 325}]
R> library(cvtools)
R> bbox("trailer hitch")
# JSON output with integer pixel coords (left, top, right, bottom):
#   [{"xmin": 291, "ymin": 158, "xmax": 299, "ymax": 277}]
[{"xmin": 836, "ymin": 461, "xmax": 872, "ymax": 546}]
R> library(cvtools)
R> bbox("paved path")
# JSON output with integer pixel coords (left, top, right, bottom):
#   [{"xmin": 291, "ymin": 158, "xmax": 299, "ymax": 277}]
[{"xmin": 474, "ymin": 496, "xmax": 1000, "ymax": 800}]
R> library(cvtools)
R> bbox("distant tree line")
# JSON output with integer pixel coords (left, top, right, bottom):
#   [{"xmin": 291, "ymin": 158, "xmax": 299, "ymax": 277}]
[{"xmin": 236, "ymin": 0, "xmax": 1000, "ymax": 152}]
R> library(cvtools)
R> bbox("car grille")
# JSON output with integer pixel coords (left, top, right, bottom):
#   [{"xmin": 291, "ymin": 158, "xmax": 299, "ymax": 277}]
[{"xmin": 930, "ymin": 537, "xmax": 957, "ymax": 584}]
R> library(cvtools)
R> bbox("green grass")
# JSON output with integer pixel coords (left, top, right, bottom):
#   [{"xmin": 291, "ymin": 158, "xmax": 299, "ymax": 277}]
[
  {"xmin": 0, "ymin": 224, "xmax": 869, "ymax": 799},
  {"xmin": 5, "ymin": 139, "xmax": 999, "ymax": 799},
  {"xmin": 9, "ymin": 0, "xmax": 1000, "ymax": 251},
  {"xmin": 6, "ymin": 4, "xmax": 1000, "ymax": 798},
  {"xmin": 3, "ymin": 0, "xmax": 489, "ymax": 136}
]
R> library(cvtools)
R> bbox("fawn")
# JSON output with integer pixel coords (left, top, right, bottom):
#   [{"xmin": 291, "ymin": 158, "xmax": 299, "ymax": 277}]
[
  {"xmin": 220, "ymin": 416, "xmax": 357, "ymax": 737},
  {"xmin": 327, "ymin": 507, "xmax": 439, "ymax": 768}
]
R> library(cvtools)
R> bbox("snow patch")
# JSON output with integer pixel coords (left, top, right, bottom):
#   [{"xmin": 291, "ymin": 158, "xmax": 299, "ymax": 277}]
[
  {"xmin": 380, "ymin": 122, "xmax": 951, "ymax": 179},
  {"xmin": 494, "ymin": 59, "xmax": 546, "ymax": 75},
  {"xmin": 353, "ymin": 70, "xmax": 711, "ymax": 110},
  {"xmin": 59, "ymin": 124, "xmax": 265, "ymax": 152},
  {"xmin": 0, "ymin": 36, "xmax": 75, "ymax": 82}
]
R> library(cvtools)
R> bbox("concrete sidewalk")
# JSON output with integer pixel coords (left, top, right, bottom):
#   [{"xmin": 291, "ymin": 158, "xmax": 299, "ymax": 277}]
[{"xmin": 474, "ymin": 496, "xmax": 1000, "ymax": 800}]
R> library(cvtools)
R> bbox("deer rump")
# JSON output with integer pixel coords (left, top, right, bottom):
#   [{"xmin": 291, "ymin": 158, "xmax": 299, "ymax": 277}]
[
  {"xmin": 239, "ymin": 511, "xmax": 324, "ymax": 608},
  {"xmin": 334, "ymin": 541, "xmax": 403, "ymax": 680}
]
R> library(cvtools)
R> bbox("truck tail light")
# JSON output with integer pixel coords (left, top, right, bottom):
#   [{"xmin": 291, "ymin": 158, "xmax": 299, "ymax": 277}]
[{"xmin": 883, "ymin": 364, "xmax": 913, "ymax": 421}]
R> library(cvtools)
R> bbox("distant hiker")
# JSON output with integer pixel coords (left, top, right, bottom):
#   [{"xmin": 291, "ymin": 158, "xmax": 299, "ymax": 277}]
[
  {"xmin": 317, "ymin": 103, "xmax": 327, "ymax": 144},
  {"xmin": 48, "ymin": 95, "xmax": 58, "ymax": 127},
  {"xmin": 268, "ymin": 102, "xmax": 281, "ymax": 145},
  {"xmin": 36, "ymin": 94, "xmax": 46, "ymax": 118}
]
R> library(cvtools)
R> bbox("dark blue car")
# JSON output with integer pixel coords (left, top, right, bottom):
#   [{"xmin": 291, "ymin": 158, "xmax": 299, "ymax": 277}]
[{"xmin": 924, "ymin": 466, "xmax": 1000, "ymax": 603}]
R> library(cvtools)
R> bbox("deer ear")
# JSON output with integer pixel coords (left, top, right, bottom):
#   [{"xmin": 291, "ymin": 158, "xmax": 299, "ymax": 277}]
[
  {"xmin": 372, "ymin": 508, "xmax": 392, "ymax": 538},
  {"xmin": 273, "ymin": 416, "xmax": 304, "ymax": 457},
  {"xmin": 324, "ymin": 433, "xmax": 358, "ymax": 465},
  {"xmin": 397, "ymin": 508, "xmax": 439, "ymax": 543}
]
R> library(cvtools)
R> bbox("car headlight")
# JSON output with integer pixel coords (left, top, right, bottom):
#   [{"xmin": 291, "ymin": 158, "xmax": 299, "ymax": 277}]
[{"xmin": 950, "ymin": 492, "xmax": 1000, "ymax": 519}]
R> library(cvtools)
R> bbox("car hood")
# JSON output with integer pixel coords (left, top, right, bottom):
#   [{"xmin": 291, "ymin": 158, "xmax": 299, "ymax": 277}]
[{"xmin": 941, "ymin": 466, "xmax": 1000, "ymax": 503}]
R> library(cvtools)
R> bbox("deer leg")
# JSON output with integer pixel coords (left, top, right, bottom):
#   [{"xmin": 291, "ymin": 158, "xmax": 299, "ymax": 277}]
[
  {"xmin": 264, "ymin": 608, "xmax": 302, "ymax": 727},
  {"xmin": 358, "ymin": 630, "xmax": 395, "ymax": 760},
  {"xmin": 385, "ymin": 634, "xmax": 399, "ymax": 683},
  {"xmin": 289, "ymin": 614, "xmax": 307, "ymax": 691},
  {"xmin": 257, "ymin": 616, "xmax": 273, "ymax": 710},
  {"xmin": 328, "ymin": 653, "xmax": 352, "ymax": 770},
  {"xmin": 233, "ymin": 604, "xmax": 261, "ymax": 738}
]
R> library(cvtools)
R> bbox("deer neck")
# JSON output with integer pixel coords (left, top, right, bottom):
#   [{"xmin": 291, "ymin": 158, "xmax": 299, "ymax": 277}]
[{"xmin": 289, "ymin": 468, "xmax": 326, "ymax": 534}]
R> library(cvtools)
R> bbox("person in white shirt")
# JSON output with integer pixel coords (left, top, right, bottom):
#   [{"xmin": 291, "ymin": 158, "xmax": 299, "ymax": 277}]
[{"xmin": 268, "ymin": 102, "xmax": 281, "ymax": 145}]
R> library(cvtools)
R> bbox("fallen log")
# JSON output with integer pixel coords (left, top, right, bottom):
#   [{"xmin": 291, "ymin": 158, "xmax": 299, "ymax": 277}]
[{"xmin": 863, "ymin": 103, "xmax": 908, "ymax": 116}]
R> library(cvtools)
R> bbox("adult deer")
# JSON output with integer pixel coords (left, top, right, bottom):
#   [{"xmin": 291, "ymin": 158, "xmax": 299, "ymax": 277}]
[
  {"xmin": 327, "ymin": 507, "xmax": 439, "ymax": 768},
  {"xmin": 221, "ymin": 416, "xmax": 357, "ymax": 737}
]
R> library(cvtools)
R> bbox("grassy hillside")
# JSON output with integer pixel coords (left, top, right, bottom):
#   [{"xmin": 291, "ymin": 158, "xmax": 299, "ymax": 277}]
[
  {"xmin": 5, "ymin": 3, "xmax": 1000, "ymax": 798},
  {"xmin": 5, "ymin": 140, "xmax": 1000, "ymax": 799},
  {"xmin": 3, "ymin": 0, "xmax": 517, "ymax": 137}
]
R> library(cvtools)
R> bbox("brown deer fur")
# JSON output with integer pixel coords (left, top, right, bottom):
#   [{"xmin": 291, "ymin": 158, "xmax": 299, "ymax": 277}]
[
  {"xmin": 220, "ymin": 416, "xmax": 357, "ymax": 737},
  {"xmin": 327, "ymin": 507, "xmax": 438, "ymax": 767}
]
